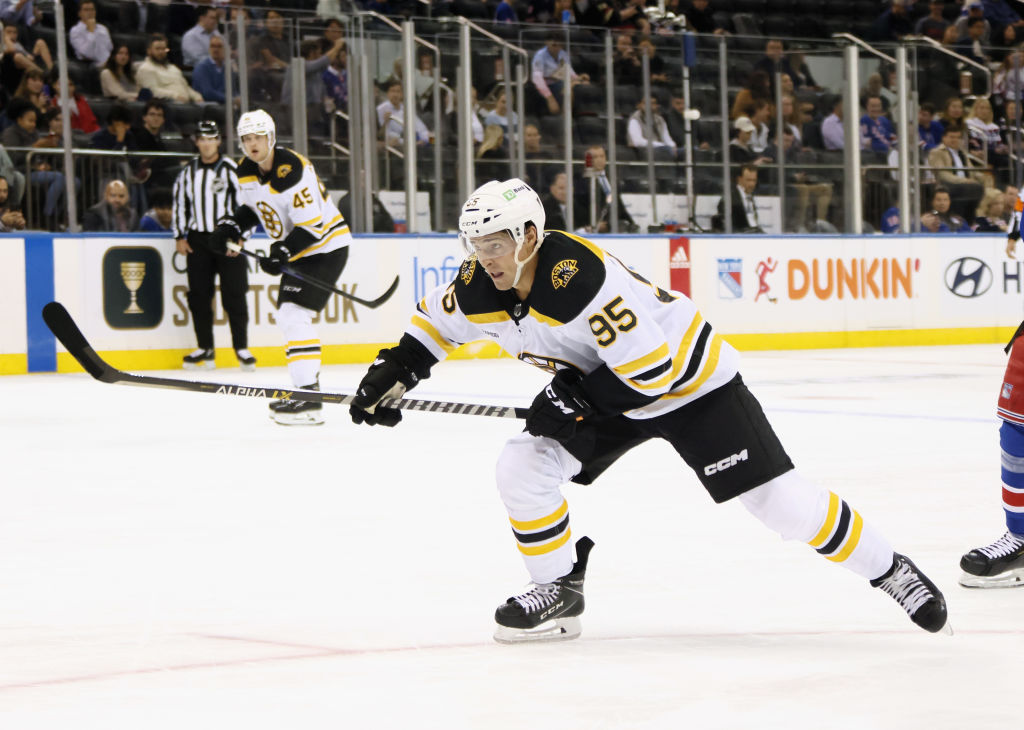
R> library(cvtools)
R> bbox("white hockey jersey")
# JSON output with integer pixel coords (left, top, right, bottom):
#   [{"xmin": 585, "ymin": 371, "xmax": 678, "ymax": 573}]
[
  {"xmin": 406, "ymin": 231, "xmax": 741, "ymax": 419},
  {"xmin": 234, "ymin": 147, "xmax": 352, "ymax": 259}
]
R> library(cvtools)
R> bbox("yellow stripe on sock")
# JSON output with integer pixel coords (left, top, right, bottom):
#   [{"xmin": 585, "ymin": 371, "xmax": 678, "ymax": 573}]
[
  {"xmin": 827, "ymin": 511, "xmax": 864, "ymax": 563},
  {"xmin": 517, "ymin": 529, "xmax": 572, "ymax": 556},
  {"xmin": 808, "ymin": 492, "xmax": 840, "ymax": 548},
  {"xmin": 509, "ymin": 500, "xmax": 568, "ymax": 532}
]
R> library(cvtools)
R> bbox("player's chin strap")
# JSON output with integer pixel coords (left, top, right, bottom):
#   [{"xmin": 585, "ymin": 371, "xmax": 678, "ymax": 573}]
[{"xmin": 511, "ymin": 230, "xmax": 544, "ymax": 288}]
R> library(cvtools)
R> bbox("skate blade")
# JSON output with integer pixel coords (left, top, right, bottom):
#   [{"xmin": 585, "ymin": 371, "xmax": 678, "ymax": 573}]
[
  {"xmin": 272, "ymin": 411, "xmax": 325, "ymax": 426},
  {"xmin": 239, "ymin": 363, "xmax": 256, "ymax": 372},
  {"xmin": 183, "ymin": 361, "xmax": 216, "ymax": 371},
  {"xmin": 493, "ymin": 617, "xmax": 581, "ymax": 644},
  {"xmin": 958, "ymin": 567, "xmax": 1024, "ymax": 589}
]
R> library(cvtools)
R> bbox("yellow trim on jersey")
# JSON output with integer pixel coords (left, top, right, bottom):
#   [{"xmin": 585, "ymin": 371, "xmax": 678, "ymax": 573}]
[
  {"xmin": 287, "ymin": 353, "xmax": 321, "ymax": 362},
  {"xmin": 466, "ymin": 311, "xmax": 512, "ymax": 325},
  {"xmin": 418, "ymin": 297, "xmax": 430, "ymax": 314},
  {"xmin": 808, "ymin": 492, "xmax": 841, "ymax": 548},
  {"xmin": 238, "ymin": 175, "xmax": 258, "ymax": 184},
  {"xmin": 298, "ymin": 213, "xmax": 344, "ymax": 232},
  {"xmin": 287, "ymin": 339, "xmax": 320, "ymax": 347},
  {"xmin": 614, "ymin": 343, "xmax": 671, "ymax": 377},
  {"xmin": 411, "ymin": 315, "xmax": 455, "ymax": 353},
  {"xmin": 509, "ymin": 500, "xmax": 568, "ymax": 531},
  {"xmin": 528, "ymin": 309, "xmax": 566, "ymax": 327},
  {"xmin": 517, "ymin": 529, "xmax": 572, "ymax": 556},
  {"xmin": 557, "ymin": 231, "xmax": 606, "ymax": 262},
  {"xmin": 627, "ymin": 315, "xmax": 704, "ymax": 392},
  {"xmin": 827, "ymin": 512, "xmax": 864, "ymax": 563},
  {"xmin": 292, "ymin": 225, "xmax": 351, "ymax": 259},
  {"xmin": 666, "ymin": 334, "xmax": 724, "ymax": 399}
]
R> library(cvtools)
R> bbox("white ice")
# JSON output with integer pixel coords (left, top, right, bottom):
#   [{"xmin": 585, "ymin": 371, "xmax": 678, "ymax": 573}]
[{"xmin": 0, "ymin": 345, "xmax": 1019, "ymax": 729}]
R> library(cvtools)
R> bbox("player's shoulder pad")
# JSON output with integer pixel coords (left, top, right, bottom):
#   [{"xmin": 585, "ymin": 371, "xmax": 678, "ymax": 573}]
[
  {"xmin": 452, "ymin": 254, "xmax": 507, "ymax": 316},
  {"xmin": 236, "ymin": 155, "xmax": 259, "ymax": 182},
  {"xmin": 528, "ymin": 230, "xmax": 606, "ymax": 325},
  {"xmin": 268, "ymin": 147, "xmax": 305, "ymax": 193}
]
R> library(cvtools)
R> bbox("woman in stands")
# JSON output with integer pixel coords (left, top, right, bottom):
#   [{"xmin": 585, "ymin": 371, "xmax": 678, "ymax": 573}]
[
  {"xmin": 100, "ymin": 44, "xmax": 141, "ymax": 102},
  {"xmin": 966, "ymin": 97, "xmax": 1009, "ymax": 185},
  {"xmin": 730, "ymin": 70, "xmax": 773, "ymax": 121},
  {"xmin": 12, "ymin": 69, "xmax": 50, "ymax": 124}
]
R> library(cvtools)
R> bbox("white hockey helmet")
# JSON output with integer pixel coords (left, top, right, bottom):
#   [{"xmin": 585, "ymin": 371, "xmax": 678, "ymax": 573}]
[
  {"xmin": 237, "ymin": 109, "xmax": 276, "ymax": 150},
  {"xmin": 458, "ymin": 178, "xmax": 546, "ymax": 287}
]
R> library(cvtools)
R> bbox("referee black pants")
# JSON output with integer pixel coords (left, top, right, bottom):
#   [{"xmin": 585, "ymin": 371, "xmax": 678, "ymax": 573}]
[{"xmin": 185, "ymin": 231, "xmax": 249, "ymax": 350}]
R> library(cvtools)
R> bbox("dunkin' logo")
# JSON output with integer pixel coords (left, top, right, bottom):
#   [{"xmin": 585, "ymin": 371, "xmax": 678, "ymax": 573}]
[{"xmin": 787, "ymin": 258, "xmax": 920, "ymax": 300}]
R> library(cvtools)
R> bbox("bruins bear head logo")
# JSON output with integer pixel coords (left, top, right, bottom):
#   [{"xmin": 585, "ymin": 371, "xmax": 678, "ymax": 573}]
[
  {"xmin": 551, "ymin": 259, "xmax": 579, "ymax": 290},
  {"xmin": 460, "ymin": 255, "xmax": 477, "ymax": 285},
  {"xmin": 276, "ymin": 164, "xmax": 292, "ymax": 178}
]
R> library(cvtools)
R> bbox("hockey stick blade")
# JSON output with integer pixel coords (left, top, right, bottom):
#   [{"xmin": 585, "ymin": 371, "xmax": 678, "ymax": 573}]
[
  {"xmin": 41, "ymin": 301, "xmax": 527, "ymax": 419},
  {"xmin": 238, "ymin": 249, "xmax": 399, "ymax": 309}
]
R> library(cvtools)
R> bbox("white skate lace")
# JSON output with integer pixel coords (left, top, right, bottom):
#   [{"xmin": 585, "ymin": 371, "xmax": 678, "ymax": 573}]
[
  {"xmin": 511, "ymin": 583, "xmax": 560, "ymax": 614},
  {"xmin": 977, "ymin": 531, "xmax": 1024, "ymax": 559},
  {"xmin": 877, "ymin": 560, "xmax": 932, "ymax": 616}
]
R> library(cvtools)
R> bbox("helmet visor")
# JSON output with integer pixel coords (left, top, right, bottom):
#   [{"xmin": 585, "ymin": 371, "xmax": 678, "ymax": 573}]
[{"xmin": 462, "ymin": 231, "xmax": 517, "ymax": 261}]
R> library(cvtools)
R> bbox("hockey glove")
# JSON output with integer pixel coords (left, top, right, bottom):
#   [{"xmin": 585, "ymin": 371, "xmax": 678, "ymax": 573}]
[
  {"xmin": 209, "ymin": 221, "xmax": 242, "ymax": 254},
  {"xmin": 526, "ymin": 369, "xmax": 594, "ymax": 442},
  {"xmin": 259, "ymin": 242, "xmax": 293, "ymax": 276},
  {"xmin": 350, "ymin": 348, "xmax": 423, "ymax": 427}
]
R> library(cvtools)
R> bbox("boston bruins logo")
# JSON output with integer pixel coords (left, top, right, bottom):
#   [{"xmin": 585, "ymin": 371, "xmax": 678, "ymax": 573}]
[
  {"xmin": 276, "ymin": 163, "xmax": 292, "ymax": 178},
  {"xmin": 460, "ymin": 255, "xmax": 477, "ymax": 285},
  {"xmin": 518, "ymin": 353, "xmax": 581, "ymax": 375},
  {"xmin": 551, "ymin": 259, "xmax": 579, "ymax": 290},
  {"xmin": 256, "ymin": 201, "xmax": 283, "ymax": 239}
]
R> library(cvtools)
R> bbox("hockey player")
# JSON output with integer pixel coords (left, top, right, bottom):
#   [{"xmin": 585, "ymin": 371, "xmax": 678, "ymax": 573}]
[
  {"xmin": 349, "ymin": 178, "xmax": 950, "ymax": 642},
  {"xmin": 209, "ymin": 109, "xmax": 353, "ymax": 426},
  {"xmin": 958, "ymin": 193, "xmax": 1024, "ymax": 586}
]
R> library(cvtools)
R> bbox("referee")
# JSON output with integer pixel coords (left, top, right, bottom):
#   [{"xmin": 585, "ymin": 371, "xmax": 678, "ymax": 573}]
[{"xmin": 173, "ymin": 120, "xmax": 255, "ymax": 371}]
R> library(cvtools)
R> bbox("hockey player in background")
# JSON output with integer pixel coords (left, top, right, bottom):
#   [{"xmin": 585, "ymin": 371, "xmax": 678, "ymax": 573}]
[
  {"xmin": 959, "ymin": 197, "xmax": 1024, "ymax": 587},
  {"xmin": 349, "ymin": 178, "xmax": 950, "ymax": 642},
  {"xmin": 210, "ymin": 109, "xmax": 353, "ymax": 426}
]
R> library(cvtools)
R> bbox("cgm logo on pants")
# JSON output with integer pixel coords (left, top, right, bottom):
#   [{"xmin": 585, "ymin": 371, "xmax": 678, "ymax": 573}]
[
  {"xmin": 944, "ymin": 257, "xmax": 992, "ymax": 298},
  {"xmin": 102, "ymin": 246, "xmax": 164, "ymax": 329},
  {"xmin": 704, "ymin": 449, "xmax": 749, "ymax": 476}
]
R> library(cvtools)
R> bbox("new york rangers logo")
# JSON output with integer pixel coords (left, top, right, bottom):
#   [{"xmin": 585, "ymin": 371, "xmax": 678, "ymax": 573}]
[
  {"xmin": 717, "ymin": 258, "xmax": 742, "ymax": 299},
  {"xmin": 1004, "ymin": 382, "xmax": 1014, "ymax": 400}
]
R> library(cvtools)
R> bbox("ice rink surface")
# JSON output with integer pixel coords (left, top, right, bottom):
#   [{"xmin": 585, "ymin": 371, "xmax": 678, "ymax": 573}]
[{"xmin": 1, "ymin": 344, "xmax": 1020, "ymax": 729}]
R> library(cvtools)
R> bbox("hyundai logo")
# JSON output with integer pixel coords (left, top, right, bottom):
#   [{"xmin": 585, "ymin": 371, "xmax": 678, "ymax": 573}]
[{"xmin": 945, "ymin": 257, "xmax": 993, "ymax": 298}]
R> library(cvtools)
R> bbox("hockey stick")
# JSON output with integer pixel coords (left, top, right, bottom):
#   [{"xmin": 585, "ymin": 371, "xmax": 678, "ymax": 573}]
[
  {"xmin": 234, "ymin": 248, "xmax": 399, "ymax": 310},
  {"xmin": 41, "ymin": 302, "xmax": 527, "ymax": 419}
]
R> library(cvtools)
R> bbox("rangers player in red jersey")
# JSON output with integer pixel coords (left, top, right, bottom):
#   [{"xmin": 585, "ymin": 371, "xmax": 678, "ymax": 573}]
[{"xmin": 350, "ymin": 178, "xmax": 949, "ymax": 642}]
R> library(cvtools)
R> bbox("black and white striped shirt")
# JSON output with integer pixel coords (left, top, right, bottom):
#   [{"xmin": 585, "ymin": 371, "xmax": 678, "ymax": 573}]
[{"xmin": 171, "ymin": 155, "xmax": 240, "ymax": 239}]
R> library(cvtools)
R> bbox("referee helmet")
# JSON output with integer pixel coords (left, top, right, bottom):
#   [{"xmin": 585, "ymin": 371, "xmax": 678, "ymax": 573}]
[{"xmin": 197, "ymin": 120, "xmax": 220, "ymax": 138}]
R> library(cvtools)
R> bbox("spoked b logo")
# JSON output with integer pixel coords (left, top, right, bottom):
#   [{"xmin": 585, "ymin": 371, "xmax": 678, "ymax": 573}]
[{"xmin": 944, "ymin": 257, "xmax": 992, "ymax": 298}]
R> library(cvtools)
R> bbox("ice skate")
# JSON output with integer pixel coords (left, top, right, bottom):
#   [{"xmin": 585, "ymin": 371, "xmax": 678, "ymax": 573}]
[
  {"xmin": 235, "ymin": 349, "xmax": 257, "ymax": 372},
  {"xmin": 494, "ymin": 536, "xmax": 594, "ymax": 644},
  {"xmin": 182, "ymin": 348, "xmax": 215, "ymax": 370},
  {"xmin": 959, "ymin": 531, "xmax": 1024, "ymax": 588},
  {"xmin": 870, "ymin": 553, "xmax": 950, "ymax": 634},
  {"xmin": 270, "ymin": 382, "xmax": 323, "ymax": 425}
]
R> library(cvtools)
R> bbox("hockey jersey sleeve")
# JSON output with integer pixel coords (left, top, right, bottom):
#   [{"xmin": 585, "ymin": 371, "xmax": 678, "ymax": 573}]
[
  {"xmin": 281, "ymin": 160, "xmax": 344, "ymax": 252},
  {"xmin": 404, "ymin": 279, "xmax": 485, "ymax": 362}
]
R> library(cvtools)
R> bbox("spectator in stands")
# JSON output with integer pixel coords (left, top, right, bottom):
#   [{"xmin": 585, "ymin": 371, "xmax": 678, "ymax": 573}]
[
  {"xmin": 541, "ymin": 171, "xmax": 571, "ymax": 230},
  {"xmin": 955, "ymin": 17, "xmax": 991, "ymax": 66},
  {"xmin": 0, "ymin": 0, "xmax": 39, "ymax": 27},
  {"xmin": 377, "ymin": 79, "xmax": 432, "ymax": 147},
  {"xmin": 966, "ymin": 97, "xmax": 1009, "ymax": 181},
  {"xmin": 994, "ymin": 50, "xmax": 1024, "ymax": 105},
  {"xmin": 251, "ymin": 9, "xmax": 290, "ymax": 103},
  {"xmin": 553, "ymin": 0, "xmax": 578, "ymax": 24},
  {"xmin": 13, "ymin": 69, "xmax": 49, "ymax": 123},
  {"xmin": 612, "ymin": 33, "xmax": 641, "ymax": 80},
  {"xmin": 685, "ymin": 0, "xmax": 727, "ymax": 35},
  {"xmin": 320, "ymin": 18, "xmax": 345, "ymax": 53},
  {"xmin": 715, "ymin": 164, "xmax": 763, "ymax": 233},
  {"xmin": 869, "ymin": 0, "xmax": 914, "ymax": 42},
  {"xmin": 973, "ymin": 187, "xmax": 1010, "ymax": 232},
  {"xmin": 2, "ymin": 24, "xmax": 49, "ymax": 89},
  {"xmin": 627, "ymin": 95, "xmax": 677, "ymax": 156},
  {"xmin": 577, "ymin": 144, "xmax": 638, "ymax": 233},
  {"xmin": 749, "ymin": 100, "xmax": 771, "ymax": 154},
  {"xmin": 982, "ymin": 0, "xmax": 1024, "ymax": 36},
  {"xmin": 281, "ymin": 37, "xmax": 345, "ymax": 132},
  {"xmin": 860, "ymin": 96, "xmax": 896, "ymax": 154},
  {"xmin": 192, "ymin": 35, "xmax": 236, "ymax": 105},
  {"xmin": 139, "ymin": 187, "xmax": 173, "ymax": 232},
  {"xmin": 523, "ymin": 123, "xmax": 546, "ymax": 189},
  {"xmin": 918, "ymin": 102, "xmax": 945, "ymax": 151},
  {"xmin": 924, "ymin": 185, "xmax": 971, "ymax": 232},
  {"xmin": 580, "ymin": 0, "xmax": 648, "ymax": 31},
  {"xmin": 91, "ymin": 104, "xmax": 138, "ymax": 152},
  {"xmin": 133, "ymin": 99, "xmax": 179, "ymax": 190},
  {"xmin": 412, "ymin": 48, "xmax": 439, "ymax": 114},
  {"xmin": 483, "ymin": 89, "xmax": 519, "ymax": 142},
  {"xmin": 928, "ymin": 126, "xmax": 987, "ymax": 217},
  {"xmin": 637, "ymin": 38, "xmax": 670, "ymax": 85},
  {"xmin": 821, "ymin": 96, "xmax": 844, "ymax": 150},
  {"xmin": 939, "ymin": 96, "xmax": 966, "ymax": 133},
  {"xmin": 769, "ymin": 128, "xmax": 834, "ymax": 232},
  {"xmin": 916, "ymin": 0, "xmax": 950, "ymax": 40},
  {"xmin": 788, "ymin": 51, "xmax": 821, "ymax": 92},
  {"xmin": 181, "ymin": 6, "xmax": 222, "ymax": 68},
  {"xmin": 0, "ymin": 175, "xmax": 26, "ymax": 231},
  {"xmin": 730, "ymin": 70, "xmax": 772, "ymax": 120},
  {"xmin": 0, "ymin": 143, "xmax": 25, "ymax": 207},
  {"xmin": 49, "ymin": 76, "xmax": 99, "ymax": 136},
  {"xmin": 495, "ymin": 0, "xmax": 518, "ymax": 22},
  {"xmin": 754, "ymin": 39, "xmax": 796, "ymax": 90},
  {"xmin": 780, "ymin": 94, "xmax": 803, "ymax": 144},
  {"xmin": 531, "ymin": 32, "xmax": 589, "ymax": 116},
  {"xmin": 101, "ymin": 44, "xmax": 142, "ymax": 102},
  {"xmin": 955, "ymin": 1, "xmax": 991, "ymax": 43},
  {"xmin": 859, "ymin": 73, "xmax": 891, "ymax": 116},
  {"xmin": 729, "ymin": 116, "xmax": 771, "ymax": 166},
  {"xmin": 323, "ymin": 40, "xmax": 348, "ymax": 113},
  {"xmin": 69, "ymin": 0, "xmax": 113, "ymax": 67},
  {"xmin": 83, "ymin": 179, "xmax": 139, "ymax": 232},
  {"xmin": 666, "ymin": 94, "xmax": 710, "ymax": 150},
  {"xmin": 136, "ymin": 34, "xmax": 204, "ymax": 104},
  {"xmin": 0, "ymin": 99, "xmax": 66, "ymax": 227}
]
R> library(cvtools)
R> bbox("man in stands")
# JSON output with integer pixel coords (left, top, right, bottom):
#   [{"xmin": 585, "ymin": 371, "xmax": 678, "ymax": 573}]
[
  {"xmin": 182, "ymin": 6, "xmax": 222, "ymax": 68},
  {"xmin": 69, "ymin": 0, "xmax": 113, "ymax": 67},
  {"xmin": 135, "ymin": 33, "xmax": 204, "ymax": 104},
  {"xmin": 83, "ymin": 179, "xmax": 139, "ymax": 232},
  {"xmin": 192, "ymin": 35, "xmax": 236, "ymax": 104},
  {"xmin": 531, "ymin": 31, "xmax": 589, "ymax": 116}
]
